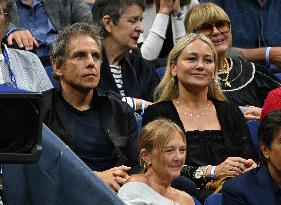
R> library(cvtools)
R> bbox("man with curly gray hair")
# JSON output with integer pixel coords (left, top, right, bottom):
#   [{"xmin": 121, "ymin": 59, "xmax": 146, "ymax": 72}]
[{"xmin": 42, "ymin": 23, "xmax": 139, "ymax": 192}]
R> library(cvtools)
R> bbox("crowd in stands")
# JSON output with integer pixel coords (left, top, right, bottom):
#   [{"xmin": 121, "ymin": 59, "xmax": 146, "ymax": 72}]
[{"xmin": 1, "ymin": 0, "xmax": 281, "ymax": 204}]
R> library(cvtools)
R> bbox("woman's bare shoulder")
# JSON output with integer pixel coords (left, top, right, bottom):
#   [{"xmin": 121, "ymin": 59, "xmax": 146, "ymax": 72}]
[
  {"xmin": 172, "ymin": 188, "xmax": 195, "ymax": 205},
  {"xmin": 126, "ymin": 174, "xmax": 149, "ymax": 184}
]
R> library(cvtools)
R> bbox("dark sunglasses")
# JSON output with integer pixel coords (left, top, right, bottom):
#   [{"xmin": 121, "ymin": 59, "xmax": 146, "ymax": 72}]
[{"xmin": 195, "ymin": 20, "xmax": 230, "ymax": 36}]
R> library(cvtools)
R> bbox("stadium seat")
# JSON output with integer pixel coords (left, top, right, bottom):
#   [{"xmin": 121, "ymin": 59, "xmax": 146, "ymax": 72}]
[
  {"xmin": 204, "ymin": 193, "xmax": 222, "ymax": 205},
  {"xmin": 155, "ymin": 66, "xmax": 166, "ymax": 79},
  {"xmin": 247, "ymin": 120, "xmax": 260, "ymax": 155},
  {"xmin": 274, "ymin": 73, "xmax": 281, "ymax": 80}
]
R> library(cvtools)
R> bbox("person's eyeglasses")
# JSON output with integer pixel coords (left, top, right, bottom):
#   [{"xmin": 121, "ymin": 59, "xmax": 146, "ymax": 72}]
[{"xmin": 195, "ymin": 20, "xmax": 230, "ymax": 36}]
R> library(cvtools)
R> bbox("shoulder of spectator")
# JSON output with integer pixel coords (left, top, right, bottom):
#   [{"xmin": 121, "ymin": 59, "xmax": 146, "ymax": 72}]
[
  {"xmin": 126, "ymin": 174, "xmax": 148, "ymax": 184},
  {"xmin": 8, "ymin": 47, "xmax": 40, "ymax": 63}
]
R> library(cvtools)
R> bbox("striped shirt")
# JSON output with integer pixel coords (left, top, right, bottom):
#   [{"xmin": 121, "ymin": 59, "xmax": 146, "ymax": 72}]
[
  {"xmin": 110, "ymin": 65, "xmax": 125, "ymax": 96},
  {"xmin": 0, "ymin": 45, "xmax": 53, "ymax": 92}
]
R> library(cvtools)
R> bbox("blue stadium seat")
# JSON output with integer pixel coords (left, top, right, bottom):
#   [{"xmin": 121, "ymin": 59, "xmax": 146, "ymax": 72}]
[
  {"xmin": 204, "ymin": 193, "xmax": 222, "ymax": 205},
  {"xmin": 247, "ymin": 120, "xmax": 260, "ymax": 155},
  {"xmin": 193, "ymin": 196, "xmax": 202, "ymax": 205},
  {"xmin": 156, "ymin": 66, "xmax": 166, "ymax": 79},
  {"xmin": 135, "ymin": 113, "xmax": 143, "ymax": 134},
  {"xmin": 45, "ymin": 65, "xmax": 60, "ymax": 88},
  {"xmin": 274, "ymin": 73, "xmax": 281, "ymax": 80}
]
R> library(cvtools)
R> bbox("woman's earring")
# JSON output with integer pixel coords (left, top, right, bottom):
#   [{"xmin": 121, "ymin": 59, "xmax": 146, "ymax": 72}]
[
  {"xmin": 264, "ymin": 153, "xmax": 269, "ymax": 159},
  {"xmin": 141, "ymin": 157, "xmax": 151, "ymax": 170}
]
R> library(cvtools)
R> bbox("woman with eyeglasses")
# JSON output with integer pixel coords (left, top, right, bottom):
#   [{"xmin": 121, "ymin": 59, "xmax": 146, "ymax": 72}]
[
  {"xmin": 185, "ymin": 2, "xmax": 281, "ymax": 120},
  {"xmin": 142, "ymin": 33, "xmax": 258, "ymax": 202}
]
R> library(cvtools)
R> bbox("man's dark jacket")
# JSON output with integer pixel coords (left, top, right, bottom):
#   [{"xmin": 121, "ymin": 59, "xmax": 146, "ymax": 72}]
[{"xmin": 41, "ymin": 88, "xmax": 139, "ymax": 173}]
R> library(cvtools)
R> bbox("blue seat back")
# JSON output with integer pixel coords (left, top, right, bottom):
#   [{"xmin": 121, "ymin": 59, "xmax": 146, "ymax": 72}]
[
  {"xmin": 274, "ymin": 72, "xmax": 281, "ymax": 80},
  {"xmin": 204, "ymin": 193, "xmax": 222, "ymax": 205},
  {"xmin": 193, "ymin": 197, "xmax": 202, "ymax": 205},
  {"xmin": 156, "ymin": 67, "xmax": 166, "ymax": 79},
  {"xmin": 247, "ymin": 120, "xmax": 260, "ymax": 155}
]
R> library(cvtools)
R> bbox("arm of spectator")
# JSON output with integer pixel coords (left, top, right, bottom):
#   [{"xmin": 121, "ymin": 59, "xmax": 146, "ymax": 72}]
[
  {"xmin": 95, "ymin": 165, "xmax": 131, "ymax": 192},
  {"xmin": 241, "ymin": 106, "xmax": 261, "ymax": 120},
  {"xmin": 214, "ymin": 157, "xmax": 256, "ymax": 179},
  {"xmin": 7, "ymin": 29, "xmax": 39, "ymax": 51},
  {"xmin": 140, "ymin": 11, "xmax": 171, "ymax": 60},
  {"xmin": 122, "ymin": 97, "xmax": 152, "ymax": 111},
  {"xmin": 140, "ymin": 13, "xmax": 169, "ymax": 60},
  {"xmin": 140, "ymin": 0, "xmax": 173, "ymax": 60},
  {"xmin": 171, "ymin": 0, "xmax": 187, "ymax": 43},
  {"xmin": 133, "ymin": 98, "xmax": 152, "ymax": 110},
  {"xmin": 237, "ymin": 47, "xmax": 281, "ymax": 68}
]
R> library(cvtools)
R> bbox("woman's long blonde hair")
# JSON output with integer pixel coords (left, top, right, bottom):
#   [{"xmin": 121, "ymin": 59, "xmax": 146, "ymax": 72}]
[{"xmin": 154, "ymin": 33, "xmax": 225, "ymax": 102}]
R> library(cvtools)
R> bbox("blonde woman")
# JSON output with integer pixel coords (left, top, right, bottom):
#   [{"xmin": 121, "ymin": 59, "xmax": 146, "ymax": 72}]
[
  {"xmin": 185, "ymin": 3, "xmax": 281, "ymax": 120},
  {"xmin": 118, "ymin": 118, "xmax": 195, "ymax": 205},
  {"xmin": 143, "ymin": 33, "xmax": 258, "ymax": 201}
]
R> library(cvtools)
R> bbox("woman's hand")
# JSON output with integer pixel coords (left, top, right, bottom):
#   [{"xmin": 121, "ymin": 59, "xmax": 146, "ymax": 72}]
[
  {"xmin": 95, "ymin": 165, "xmax": 131, "ymax": 191},
  {"xmin": 242, "ymin": 159, "xmax": 257, "ymax": 173},
  {"xmin": 215, "ymin": 157, "xmax": 253, "ymax": 179},
  {"xmin": 133, "ymin": 98, "xmax": 153, "ymax": 110},
  {"xmin": 171, "ymin": 0, "xmax": 181, "ymax": 16},
  {"xmin": 243, "ymin": 106, "xmax": 261, "ymax": 120},
  {"xmin": 159, "ymin": 0, "xmax": 173, "ymax": 15}
]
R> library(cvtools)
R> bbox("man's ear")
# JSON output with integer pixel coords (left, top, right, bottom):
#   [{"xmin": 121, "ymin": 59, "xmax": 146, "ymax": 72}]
[
  {"xmin": 102, "ymin": 15, "xmax": 112, "ymax": 33},
  {"xmin": 52, "ymin": 60, "xmax": 63, "ymax": 78},
  {"xmin": 171, "ymin": 63, "xmax": 177, "ymax": 77},
  {"xmin": 260, "ymin": 142, "xmax": 270, "ymax": 158}
]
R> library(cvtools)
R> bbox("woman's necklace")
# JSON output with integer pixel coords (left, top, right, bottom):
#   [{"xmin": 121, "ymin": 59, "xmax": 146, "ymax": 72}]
[
  {"xmin": 217, "ymin": 58, "xmax": 231, "ymax": 87},
  {"xmin": 175, "ymin": 100, "xmax": 211, "ymax": 119}
]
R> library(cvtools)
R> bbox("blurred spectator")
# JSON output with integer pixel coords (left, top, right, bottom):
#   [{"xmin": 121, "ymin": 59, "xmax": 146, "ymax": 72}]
[
  {"xmin": 84, "ymin": 0, "xmax": 95, "ymax": 3},
  {"xmin": 223, "ymin": 88, "xmax": 281, "ymax": 205},
  {"xmin": 139, "ymin": 0, "xmax": 199, "ymax": 61},
  {"xmin": 92, "ymin": 0, "xmax": 159, "ymax": 112},
  {"xmin": 84, "ymin": 0, "xmax": 95, "ymax": 8},
  {"xmin": 42, "ymin": 23, "xmax": 138, "ymax": 192},
  {"xmin": 185, "ymin": 3, "xmax": 281, "ymax": 120},
  {"xmin": 143, "ymin": 33, "xmax": 258, "ymax": 202},
  {"xmin": 5, "ymin": 0, "xmax": 92, "ymax": 67},
  {"xmin": 200, "ymin": 0, "xmax": 281, "ymax": 73},
  {"xmin": 118, "ymin": 118, "xmax": 195, "ymax": 205},
  {"xmin": 0, "ymin": 0, "xmax": 52, "ymax": 92}
]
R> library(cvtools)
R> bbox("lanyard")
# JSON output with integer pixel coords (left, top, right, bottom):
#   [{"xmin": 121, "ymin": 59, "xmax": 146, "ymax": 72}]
[{"xmin": 2, "ymin": 44, "xmax": 17, "ymax": 88}]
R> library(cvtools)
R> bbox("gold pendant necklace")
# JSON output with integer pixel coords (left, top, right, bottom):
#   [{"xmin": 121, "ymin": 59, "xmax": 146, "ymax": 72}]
[
  {"xmin": 175, "ymin": 101, "xmax": 211, "ymax": 119},
  {"xmin": 218, "ymin": 71, "xmax": 231, "ymax": 88},
  {"xmin": 218, "ymin": 58, "xmax": 231, "ymax": 88}
]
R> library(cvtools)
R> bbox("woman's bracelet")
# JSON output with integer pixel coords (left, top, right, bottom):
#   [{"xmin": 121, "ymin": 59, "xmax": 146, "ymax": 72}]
[
  {"xmin": 203, "ymin": 165, "xmax": 211, "ymax": 181},
  {"xmin": 140, "ymin": 100, "xmax": 146, "ymax": 116},
  {"xmin": 266, "ymin": 47, "xmax": 271, "ymax": 67},
  {"xmin": 210, "ymin": 166, "xmax": 217, "ymax": 180}
]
